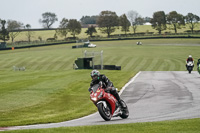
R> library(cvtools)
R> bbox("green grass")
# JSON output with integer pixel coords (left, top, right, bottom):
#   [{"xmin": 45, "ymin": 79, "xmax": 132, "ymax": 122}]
[
  {"xmin": 0, "ymin": 39, "xmax": 200, "ymax": 127},
  {"xmin": 7, "ymin": 23, "xmax": 200, "ymax": 43},
  {"xmin": 3, "ymin": 118, "xmax": 200, "ymax": 133}
]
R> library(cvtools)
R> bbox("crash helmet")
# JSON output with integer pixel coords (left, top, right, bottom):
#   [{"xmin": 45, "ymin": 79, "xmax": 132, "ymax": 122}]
[
  {"xmin": 91, "ymin": 70, "xmax": 100, "ymax": 77},
  {"xmin": 91, "ymin": 70, "xmax": 100, "ymax": 81},
  {"xmin": 189, "ymin": 55, "xmax": 192, "ymax": 58}
]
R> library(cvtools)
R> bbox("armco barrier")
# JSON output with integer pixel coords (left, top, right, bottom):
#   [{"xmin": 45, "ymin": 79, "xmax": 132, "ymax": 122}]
[{"xmin": 0, "ymin": 41, "xmax": 75, "ymax": 50}]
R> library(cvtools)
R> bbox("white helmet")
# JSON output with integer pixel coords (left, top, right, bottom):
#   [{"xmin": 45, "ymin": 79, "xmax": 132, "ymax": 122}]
[
  {"xmin": 189, "ymin": 55, "xmax": 192, "ymax": 58},
  {"xmin": 90, "ymin": 70, "xmax": 100, "ymax": 77}
]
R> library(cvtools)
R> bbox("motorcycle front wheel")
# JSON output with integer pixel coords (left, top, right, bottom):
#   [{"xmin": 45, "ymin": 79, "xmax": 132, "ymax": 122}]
[
  {"xmin": 97, "ymin": 102, "xmax": 111, "ymax": 121},
  {"xmin": 197, "ymin": 67, "xmax": 200, "ymax": 74}
]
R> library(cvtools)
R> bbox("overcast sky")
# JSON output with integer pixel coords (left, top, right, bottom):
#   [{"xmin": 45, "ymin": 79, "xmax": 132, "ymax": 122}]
[{"xmin": 1, "ymin": 0, "xmax": 200, "ymax": 28}]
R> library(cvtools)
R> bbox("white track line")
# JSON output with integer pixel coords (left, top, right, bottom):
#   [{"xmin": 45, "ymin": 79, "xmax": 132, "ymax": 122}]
[{"xmin": 119, "ymin": 71, "xmax": 141, "ymax": 96}]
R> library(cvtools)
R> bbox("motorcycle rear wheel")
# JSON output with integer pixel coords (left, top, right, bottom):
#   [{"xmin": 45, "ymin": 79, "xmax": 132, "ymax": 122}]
[
  {"xmin": 120, "ymin": 100, "xmax": 129, "ymax": 119},
  {"xmin": 97, "ymin": 102, "xmax": 111, "ymax": 121}
]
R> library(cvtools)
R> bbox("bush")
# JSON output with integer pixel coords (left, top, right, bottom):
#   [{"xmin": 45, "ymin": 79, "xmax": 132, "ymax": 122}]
[
  {"xmin": 46, "ymin": 38, "xmax": 55, "ymax": 41},
  {"xmin": 66, "ymin": 37, "xmax": 78, "ymax": 41},
  {"xmin": 184, "ymin": 30, "xmax": 192, "ymax": 33}
]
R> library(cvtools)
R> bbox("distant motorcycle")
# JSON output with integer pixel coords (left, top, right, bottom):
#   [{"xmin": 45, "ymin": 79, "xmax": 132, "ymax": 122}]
[
  {"xmin": 90, "ymin": 83, "xmax": 129, "ymax": 121},
  {"xmin": 186, "ymin": 61, "xmax": 194, "ymax": 74}
]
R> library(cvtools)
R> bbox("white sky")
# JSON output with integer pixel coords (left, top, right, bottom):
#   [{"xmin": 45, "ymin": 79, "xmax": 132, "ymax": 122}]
[{"xmin": 1, "ymin": 0, "xmax": 200, "ymax": 28}]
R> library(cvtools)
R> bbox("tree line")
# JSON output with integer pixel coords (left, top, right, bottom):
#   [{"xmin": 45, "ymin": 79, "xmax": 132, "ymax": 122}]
[{"xmin": 0, "ymin": 10, "xmax": 199, "ymax": 43}]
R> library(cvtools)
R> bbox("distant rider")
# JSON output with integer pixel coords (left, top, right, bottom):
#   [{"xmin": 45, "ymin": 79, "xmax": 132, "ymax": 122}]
[
  {"xmin": 197, "ymin": 58, "xmax": 200, "ymax": 73},
  {"xmin": 186, "ymin": 55, "xmax": 194, "ymax": 69},
  {"xmin": 197, "ymin": 58, "xmax": 200, "ymax": 66},
  {"xmin": 88, "ymin": 70, "xmax": 125, "ymax": 108}
]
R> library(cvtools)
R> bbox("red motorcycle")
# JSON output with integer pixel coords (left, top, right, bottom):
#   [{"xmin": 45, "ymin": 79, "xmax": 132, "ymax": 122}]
[{"xmin": 90, "ymin": 83, "xmax": 129, "ymax": 121}]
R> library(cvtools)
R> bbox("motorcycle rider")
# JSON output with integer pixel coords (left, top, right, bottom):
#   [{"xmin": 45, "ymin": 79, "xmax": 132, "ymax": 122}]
[
  {"xmin": 186, "ymin": 55, "xmax": 194, "ymax": 69},
  {"xmin": 88, "ymin": 70, "xmax": 125, "ymax": 108},
  {"xmin": 197, "ymin": 58, "xmax": 200, "ymax": 73},
  {"xmin": 197, "ymin": 58, "xmax": 200, "ymax": 66}
]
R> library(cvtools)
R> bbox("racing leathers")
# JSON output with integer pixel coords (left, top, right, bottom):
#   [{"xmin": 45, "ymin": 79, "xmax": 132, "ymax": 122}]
[{"xmin": 88, "ymin": 74, "xmax": 123, "ymax": 107}]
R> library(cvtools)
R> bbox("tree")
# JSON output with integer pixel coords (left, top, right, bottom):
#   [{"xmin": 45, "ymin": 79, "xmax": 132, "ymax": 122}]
[
  {"xmin": 135, "ymin": 17, "xmax": 145, "ymax": 25},
  {"xmin": 67, "ymin": 19, "xmax": 81, "ymax": 38},
  {"xmin": 185, "ymin": 13, "xmax": 200, "ymax": 33},
  {"xmin": 80, "ymin": 15, "xmax": 98, "ymax": 24},
  {"xmin": 127, "ymin": 10, "xmax": 141, "ymax": 34},
  {"xmin": 39, "ymin": 12, "xmax": 58, "ymax": 29},
  {"xmin": 119, "ymin": 14, "xmax": 130, "ymax": 35},
  {"xmin": 38, "ymin": 36, "xmax": 42, "ymax": 41},
  {"xmin": 56, "ymin": 18, "xmax": 68, "ymax": 39},
  {"xmin": 166, "ymin": 11, "xmax": 185, "ymax": 33},
  {"xmin": 7, "ymin": 20, "xmax": 23, "ymax": 43},
  {"xmin": 144, "ymin": 17, "xmax": 152, "ymax": 23},
  {"xmin": 150, "ymin": 11, "xmax": 167, "ymax": 34},
  {"xmin": 25, "ymin": 24, "xmax": 34, "ymax": 42},
  {"xmin": 85, "ymin": 25, "xmax": 97, "ymax": 37},
  {"xmin": 0, "ymin": 20, "xmax": 9, "ymax": 42},
  {"xmin": 54, "ymin": 33, "xmax": 57, "ymax": 40},
  {"xmin": 97, "ymin": 10, "xmax": 119, "ymax": 37}
]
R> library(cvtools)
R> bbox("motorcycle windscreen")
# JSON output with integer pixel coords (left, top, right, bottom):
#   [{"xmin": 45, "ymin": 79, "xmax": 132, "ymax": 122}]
[{"xmin": 91, "ymin": 84, "xmax": 99, "ymax": 93}]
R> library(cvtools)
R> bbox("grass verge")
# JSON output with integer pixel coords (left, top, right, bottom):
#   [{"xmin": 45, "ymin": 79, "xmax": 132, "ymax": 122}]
[
  {"xmin": 2, "ymin": 118, "xmax": 200, "ymax": 133},
  {"xmin": 0, "ymin": 39, "xmax": 200, "ymax": 127}
]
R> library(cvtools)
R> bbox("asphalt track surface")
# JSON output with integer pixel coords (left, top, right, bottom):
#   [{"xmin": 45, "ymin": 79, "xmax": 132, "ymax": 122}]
[{"xmin": 1, "ymin": 71, "xmax": 200, "ymax": 131}]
